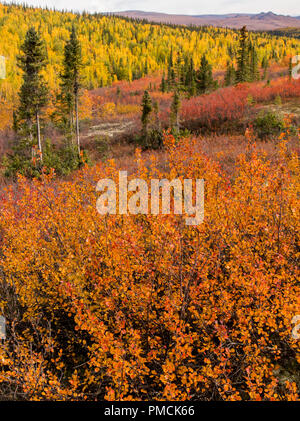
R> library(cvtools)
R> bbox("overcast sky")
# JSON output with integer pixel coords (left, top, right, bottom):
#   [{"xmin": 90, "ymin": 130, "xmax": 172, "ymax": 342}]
[{"xmin": 6, "ymin": 1, "xmax": 300, "ymax": 16}]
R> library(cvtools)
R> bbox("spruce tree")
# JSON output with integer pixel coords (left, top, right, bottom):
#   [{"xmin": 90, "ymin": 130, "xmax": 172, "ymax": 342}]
[
  {"xmin": 175, "ymin": 54, "xmax": 183, "ymax": 90},
  {"xmin": 196, "ymin": 54, "xmax": 215, "ymax": 94},
  {"xmin": 153, "ymin": 100, "xmax": 161, "ymax": 132},
  {"xmin": 141, "ymin": 90, "xmax": 153, "ymax": 139},
  {"xmin": 16, "ymin": 27, "xmax": 48, "ymax": 161},
  {"xmin": 12, "ymin": 110, "xmax": 18, "ymax": 133},
  {"xmin": 185, "ymin": 57, "xmax": 196, "ymax": 95},
  {"xmin": 59, "ymin": 25, "xmax": 82, "ymax": 156},
  {"xmin": 170, "ymin": 90, "xmax": 181, "ymax": 132},
  {"xmin": 144, "ymin": 60, "xmax": 149, "ymax": 76},
  {"xmin": 167, "ymin": 48, "xmax": 175, "ymax": 91},
  {"xmin": 160, "ymin": 72, "xmax": 166, "ymax": 93},
  {"xmin": 236, "ymin": 26, "xmax": 250, "ymax": 84},
  {"xmin": 261, "ymin": 55, "xmax": 269, "ymax": 80},
  {"xmin": 249, "ymin": 43, "xmax": 259, "ymax": 82},
  {"xmin": 289, "ymin": 57, "xmax": 293, "ymax": 81},
  {"xmin": 224, "ymin": 60, "xmax": 236, "ymax": 86}
]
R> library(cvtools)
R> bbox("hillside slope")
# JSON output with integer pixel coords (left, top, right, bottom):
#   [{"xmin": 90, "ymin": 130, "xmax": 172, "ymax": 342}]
[
  {"xmin": 0, "ymin": 3, "xmax": 300, "ymax": 106},
  {"xmin": 115, "ymin": 11, "xmax": 300, "ymax": 30}
]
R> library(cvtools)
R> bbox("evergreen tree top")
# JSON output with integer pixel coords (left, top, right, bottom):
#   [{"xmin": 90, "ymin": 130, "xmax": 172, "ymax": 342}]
[{"xmin": 17, "ymin": 27, "xmax": 47, "ymax": 74}]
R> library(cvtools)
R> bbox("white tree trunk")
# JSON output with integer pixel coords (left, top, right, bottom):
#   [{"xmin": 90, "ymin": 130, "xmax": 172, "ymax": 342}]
[
  {"xmin": 75, "ymin": 95, "xmax": 80, "ymax": 157},
  {"xmin": 36, "ymin": 112, "xmax": 43, "ymax": 162}
]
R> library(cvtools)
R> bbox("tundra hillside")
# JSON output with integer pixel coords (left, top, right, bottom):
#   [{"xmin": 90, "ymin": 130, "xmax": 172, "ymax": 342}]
[{"xmin": 0, "ymin": 3, "xmax": 299, "ymax": 401}]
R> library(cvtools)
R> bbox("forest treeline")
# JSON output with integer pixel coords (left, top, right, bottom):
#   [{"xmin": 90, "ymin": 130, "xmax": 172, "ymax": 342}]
[
  {"xmin": 160, "ymin": 26, "xmax": 269, "ymax": 95},
  {"xmin": 3, "ymin": 21, "xmax": 300, "ymax": 179},
  {"xmin": 0, "ymin": 2, "xmax": 300, "ymax": 102}
]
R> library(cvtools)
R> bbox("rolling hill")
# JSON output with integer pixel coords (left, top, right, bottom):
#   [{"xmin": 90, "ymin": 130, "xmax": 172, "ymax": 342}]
[{"xmin": 115, "ymin": 11, "xmax": 300, "ymax": 31}]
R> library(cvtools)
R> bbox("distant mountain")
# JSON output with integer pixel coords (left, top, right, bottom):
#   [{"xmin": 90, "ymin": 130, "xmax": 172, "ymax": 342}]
[{"xmin": 115, "ymin": 11, "xmax": 300, "ymax": 31}]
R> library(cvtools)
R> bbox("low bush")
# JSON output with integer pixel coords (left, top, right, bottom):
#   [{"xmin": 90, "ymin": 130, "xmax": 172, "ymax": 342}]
[
  {"xmin": 253, "ymin": 111, "xmax": 285, "ymax": 140},
  {"xmin": 0, "ymin": 131, "xmax": 299, "ymax": 400}
]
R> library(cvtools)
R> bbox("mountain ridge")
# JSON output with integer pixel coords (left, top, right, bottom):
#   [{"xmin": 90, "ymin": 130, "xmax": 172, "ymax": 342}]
[{"xmin": 114, "ymin": 11, "xmax": 300, "ymax": 30}]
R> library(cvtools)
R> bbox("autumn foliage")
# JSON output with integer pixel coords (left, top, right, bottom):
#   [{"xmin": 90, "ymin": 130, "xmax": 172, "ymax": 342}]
[
  {"xmin": 1, "ymin": 2, "xmax": 299, "ymax": 102},
  {"xmin": 0, "ymin": 129, "xmax": 299, "ymax": 400},
  {"xmin": 181, "ymin": 78, "xmax": 300, "ymax": 130}
]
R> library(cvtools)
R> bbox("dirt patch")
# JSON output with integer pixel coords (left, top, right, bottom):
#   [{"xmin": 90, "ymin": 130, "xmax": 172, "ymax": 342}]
[
  {"xmin": 258, "ymin": 99, "xmax": 300, "ymax": 124},
  {"xmin": 85, "ymin": 120, "xmax": 136, "ymax": 139}
]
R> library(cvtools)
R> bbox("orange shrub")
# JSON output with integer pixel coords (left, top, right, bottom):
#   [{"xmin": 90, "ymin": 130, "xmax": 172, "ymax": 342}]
[
  {"xmin": 79, "ymin": 90, "xmax": 93, "ymax": 121},
  {"xmin": 0, "ymin": 130, "xmax": 299, "ymax": 400},
  {"xmin": 0, "ymin": 99, "xmax": 12, "ymax": 131},
  {"xmin": 116, "ymin": 104, "xmax": 140, "ymax": 115}
]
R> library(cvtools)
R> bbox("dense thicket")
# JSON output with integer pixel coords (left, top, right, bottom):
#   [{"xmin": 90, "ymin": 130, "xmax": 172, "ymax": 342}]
[{"xmin": 0, "ymin": 131, "xmax": 299, "ymax": 400}]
